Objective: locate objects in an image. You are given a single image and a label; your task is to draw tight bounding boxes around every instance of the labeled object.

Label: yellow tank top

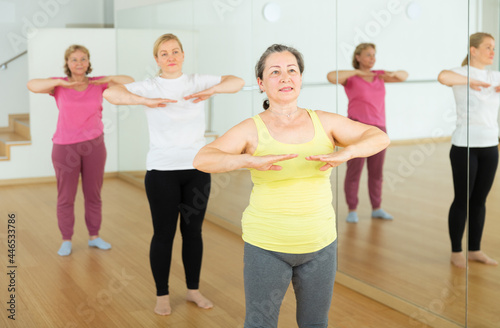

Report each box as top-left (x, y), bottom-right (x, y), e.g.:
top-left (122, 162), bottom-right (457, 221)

top-left (242, 109), bottom-right (337, 254)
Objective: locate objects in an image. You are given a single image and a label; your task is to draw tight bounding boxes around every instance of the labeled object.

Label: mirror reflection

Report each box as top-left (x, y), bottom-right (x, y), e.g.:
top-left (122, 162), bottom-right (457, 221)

top-left (438, 32), bottom-right (499, 268)
top-left (114, 1), bottom-right (497, 327)
top-left (335, 0), bottom-right (469, 326)
top-left (327, 43), bottom-right (408, 224)
top-left (462, 2), bottom-right (500, 326)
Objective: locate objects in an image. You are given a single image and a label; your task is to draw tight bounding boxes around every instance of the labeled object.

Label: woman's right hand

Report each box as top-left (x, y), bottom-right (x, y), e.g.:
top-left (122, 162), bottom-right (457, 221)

top-left (469, 79), bottom-right (491, 91)
top-left (58, 80), bottom-right (87, 89)
top-left (438, 70), bottom-right (492, 89)
top-left (143, 98), bottom-right (178, 108)
top-left (248, 154), bottom-right (298, 171)
top-left (356, 70), bottom-right (376, 77)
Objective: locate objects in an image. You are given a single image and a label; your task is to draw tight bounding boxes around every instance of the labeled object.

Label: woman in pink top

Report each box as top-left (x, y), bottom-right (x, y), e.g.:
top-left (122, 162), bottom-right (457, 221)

top-left (27, 44), bottom-right (133, 256)
top-left (327, 43), bottom-right (408, 223)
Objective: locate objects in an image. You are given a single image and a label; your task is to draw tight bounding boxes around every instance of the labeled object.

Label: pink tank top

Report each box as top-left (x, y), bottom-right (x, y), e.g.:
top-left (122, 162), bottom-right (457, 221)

top-left (50, 76), bottom-right (108, 145)
top-left (344, 70), bottom-right (386, 127)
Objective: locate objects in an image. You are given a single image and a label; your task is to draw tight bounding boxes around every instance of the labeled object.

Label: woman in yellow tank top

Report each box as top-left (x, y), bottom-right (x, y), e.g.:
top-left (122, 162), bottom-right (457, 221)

top-left (194, 44), bottom-right (390, 328)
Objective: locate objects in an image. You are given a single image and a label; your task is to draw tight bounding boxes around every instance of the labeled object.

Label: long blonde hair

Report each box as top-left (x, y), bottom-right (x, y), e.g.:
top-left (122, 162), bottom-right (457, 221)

top-left (352, 43), bottom-right (375, 69)
top-left (153, 33), bottom-right (184, 75)
top-left (64, 45), bottom-right (92, 77)
top-left (462, 32), bottom-right (494, 66)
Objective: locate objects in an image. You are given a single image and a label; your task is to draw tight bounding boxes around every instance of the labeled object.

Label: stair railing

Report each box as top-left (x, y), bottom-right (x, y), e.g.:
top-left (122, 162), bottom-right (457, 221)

top-left (0, 51), bottom-right (27, 70)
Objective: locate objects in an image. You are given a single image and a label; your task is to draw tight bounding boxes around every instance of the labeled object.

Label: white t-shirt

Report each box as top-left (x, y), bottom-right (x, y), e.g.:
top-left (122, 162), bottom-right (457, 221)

top-left (125, 73), bottom-right (221, 170)
top-left (451, 66), bottom-right (500, 147)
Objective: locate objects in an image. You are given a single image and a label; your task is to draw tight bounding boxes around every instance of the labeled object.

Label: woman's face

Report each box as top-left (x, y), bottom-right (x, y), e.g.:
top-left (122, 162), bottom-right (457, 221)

top-left (155, 39), bottom-right (184, 77)
top-left (356, 47), bottom-right (376, 70)
top-left (257, 51), bottom-right (302, 105)
top-left (472, 37), bottom-right (495, 66)
top-left (67, 50), bottom-right (89, 77)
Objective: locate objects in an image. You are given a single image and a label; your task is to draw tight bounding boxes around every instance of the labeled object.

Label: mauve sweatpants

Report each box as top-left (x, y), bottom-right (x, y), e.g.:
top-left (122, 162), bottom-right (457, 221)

top-left (51, 134), bottom-right (107, 240)
top-left (344, 126), bottom-right (387, 211)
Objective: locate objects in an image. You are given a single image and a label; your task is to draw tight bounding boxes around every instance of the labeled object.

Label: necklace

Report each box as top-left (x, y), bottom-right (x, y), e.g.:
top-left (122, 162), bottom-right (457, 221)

top-left (268, 107), bottom-right (299, 118)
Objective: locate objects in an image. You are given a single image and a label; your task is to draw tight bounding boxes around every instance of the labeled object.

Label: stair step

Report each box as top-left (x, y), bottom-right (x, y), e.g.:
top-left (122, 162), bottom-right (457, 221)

top-left (13, 118), bottom-right (30, 139)
top-left (0, 132), bottom-right (31, 144)
top-left (0, 114), bottom-right (31, 161)
top-left (0, 132), bottom-right (31, 161)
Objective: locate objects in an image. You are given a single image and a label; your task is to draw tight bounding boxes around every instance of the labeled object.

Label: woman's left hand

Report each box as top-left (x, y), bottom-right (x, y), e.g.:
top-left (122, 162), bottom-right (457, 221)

top-left (306, 150), bottom-right (353, 171)
top-left (379, 71), bottom-right (395, 79)
top-left (184, 88), bottom-right (215, 103)
top-left (89, 77), bottom-right (110, 85)
top-left (495, 86), bottom-right (500, 93)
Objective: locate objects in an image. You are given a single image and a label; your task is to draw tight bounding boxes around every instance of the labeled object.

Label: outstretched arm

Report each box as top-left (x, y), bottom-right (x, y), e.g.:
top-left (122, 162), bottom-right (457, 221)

top-left (193, 118), bottom-right (297, 173)
top-left (326, 70), bottom-right (375, 86)
top-left (26, 78), bottom-right (84, 94)
top-left (438, 70), bottom-right (490, 90)
top-left (184, 75), bottom-right (245, 103)
top-left (103, 84), bottom-right (177, 108)
top-left (307, 112), bottom-right (390, 171)
top-left (91, 75), bottom-right (135, 87)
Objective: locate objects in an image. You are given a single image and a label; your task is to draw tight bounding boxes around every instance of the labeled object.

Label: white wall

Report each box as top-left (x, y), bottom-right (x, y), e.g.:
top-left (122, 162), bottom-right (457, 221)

top-left (114, 0), bottom-right (173, 11)
top-left (481, 0), bottom-right (499, 70)
top-left (335, 0), bottom-right (472, 140)
top-left (0, 0), bottom-right (111, 127)
top-left (0, 0), bottom-right (113, 181)
top-left (114, 0), bottom-right (477, 150)
top-left (0, 55), bottom-right (29, 127)
top-left (0, 0), bottom-right (485, 179)
top-left (0, 28), bottom-right (118, 180)
top-left (113, 0), bottom-right (336, 171)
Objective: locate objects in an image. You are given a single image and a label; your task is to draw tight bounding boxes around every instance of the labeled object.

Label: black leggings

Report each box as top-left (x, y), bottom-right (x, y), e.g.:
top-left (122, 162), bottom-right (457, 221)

top-left (448, 145), bottom-right (498, 252)
top-left (145, 169), bottom-right (211, 296)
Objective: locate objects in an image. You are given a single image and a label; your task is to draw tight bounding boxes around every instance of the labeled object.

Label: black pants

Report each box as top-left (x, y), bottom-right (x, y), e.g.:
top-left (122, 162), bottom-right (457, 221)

top-left (145, 169), bottom-right (211, 296)
top-left (448, 145), bottom-right (498, 252)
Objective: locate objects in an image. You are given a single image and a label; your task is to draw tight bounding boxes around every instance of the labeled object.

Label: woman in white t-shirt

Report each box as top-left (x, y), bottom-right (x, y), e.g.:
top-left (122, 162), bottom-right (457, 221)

top-left (438, 32), bottom-right (500, 268)
top-left (104, 33), bottom-right (244, 315)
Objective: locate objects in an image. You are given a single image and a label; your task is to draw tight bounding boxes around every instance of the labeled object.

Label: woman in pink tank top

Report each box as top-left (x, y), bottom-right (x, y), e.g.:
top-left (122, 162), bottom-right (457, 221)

top-left (327, 43), bottom-right (408, 223)
top-left (27, 45), bottom-right (133, 256)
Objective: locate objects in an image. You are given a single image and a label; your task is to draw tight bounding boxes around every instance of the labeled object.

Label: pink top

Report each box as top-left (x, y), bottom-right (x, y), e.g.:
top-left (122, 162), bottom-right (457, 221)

top-left (344, 70), bottom-right (386, 127)
top-left (50, 76), bottom-right (108, 145)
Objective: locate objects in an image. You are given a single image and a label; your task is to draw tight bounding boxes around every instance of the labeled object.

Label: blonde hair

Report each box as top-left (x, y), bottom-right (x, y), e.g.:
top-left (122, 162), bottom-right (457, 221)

top-left (64, 45), bottom-right (92, 77)
top-left (153, 33), bottom-right (184, 75)
top-left (462, 32), bottom-right (495, 66)
top-left (352, 43), bottom-right (376, 69)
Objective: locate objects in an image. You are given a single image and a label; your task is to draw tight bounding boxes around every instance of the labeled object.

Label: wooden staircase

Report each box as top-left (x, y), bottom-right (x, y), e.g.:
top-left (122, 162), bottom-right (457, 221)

top-left (0, 114), bottom-right (31, 161)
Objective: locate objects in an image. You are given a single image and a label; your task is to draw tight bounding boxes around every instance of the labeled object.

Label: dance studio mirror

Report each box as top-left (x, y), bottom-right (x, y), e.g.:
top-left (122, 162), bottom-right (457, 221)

top-left (335, 0), bottom-right (468, 327)
top-left (466, 2), bottom-right (500, 327)
top-left (114, 1), bottom-right (498, 327)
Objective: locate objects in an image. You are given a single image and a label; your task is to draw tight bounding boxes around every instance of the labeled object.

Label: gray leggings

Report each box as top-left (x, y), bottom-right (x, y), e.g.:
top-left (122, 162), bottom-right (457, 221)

top-left (244, 240), bottom-right (337, 328)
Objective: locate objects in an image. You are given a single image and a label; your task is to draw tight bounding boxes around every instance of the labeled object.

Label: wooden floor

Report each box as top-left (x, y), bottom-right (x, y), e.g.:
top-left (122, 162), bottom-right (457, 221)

top-left (200, 142), bottom-right (499, 328)
top-left (0, 177), bottom-right (434, 328)
top-left (335, 142), bottom-right (500, 328)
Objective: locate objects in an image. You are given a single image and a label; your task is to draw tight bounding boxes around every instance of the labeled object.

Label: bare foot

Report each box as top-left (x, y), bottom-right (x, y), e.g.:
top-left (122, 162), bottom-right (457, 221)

top-left (154, 295), bottom-right (171, 315)
top-left (468, 251), bottom-right (499, 266)
top-left (451, 252), bottom-right (466, 268)
top-left (186, 290), bottom-right (213, 309)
